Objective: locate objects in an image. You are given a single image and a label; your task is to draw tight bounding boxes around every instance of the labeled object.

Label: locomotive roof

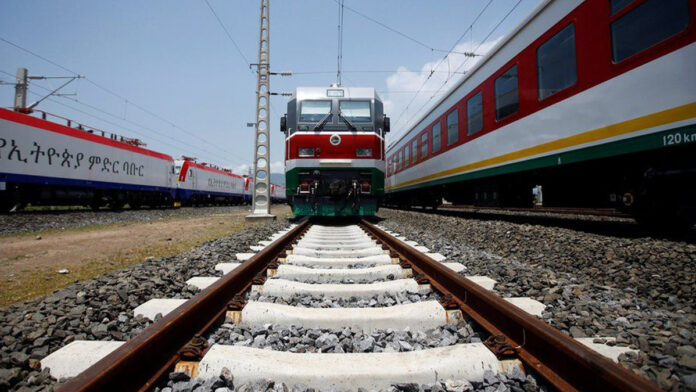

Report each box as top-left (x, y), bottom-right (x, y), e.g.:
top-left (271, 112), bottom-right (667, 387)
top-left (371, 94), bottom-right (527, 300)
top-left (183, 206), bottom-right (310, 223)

top-left (293, 86), bottom-right (381, 101)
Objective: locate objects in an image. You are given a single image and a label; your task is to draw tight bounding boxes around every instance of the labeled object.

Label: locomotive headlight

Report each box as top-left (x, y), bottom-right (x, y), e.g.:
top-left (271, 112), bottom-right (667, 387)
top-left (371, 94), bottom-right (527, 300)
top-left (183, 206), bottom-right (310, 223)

top-left (298, 148), bottom-right (315, 157)
top-left (356, 148), bottom-right (372, 157)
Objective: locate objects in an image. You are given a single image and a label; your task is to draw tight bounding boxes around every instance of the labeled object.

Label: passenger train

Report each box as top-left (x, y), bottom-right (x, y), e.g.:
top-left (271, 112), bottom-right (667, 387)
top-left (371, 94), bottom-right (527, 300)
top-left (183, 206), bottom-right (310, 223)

top-left (0, 107), bottom-right (285, 211)
top-left (385, 0), bottom-right (696, 227)
top-left (281, 86), bottom-right (389, 216)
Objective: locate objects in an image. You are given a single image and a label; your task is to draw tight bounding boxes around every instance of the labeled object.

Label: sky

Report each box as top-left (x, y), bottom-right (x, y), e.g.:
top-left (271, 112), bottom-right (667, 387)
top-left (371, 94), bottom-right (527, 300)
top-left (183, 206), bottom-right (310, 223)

top-left (0, 0), bottom-right (541, 177)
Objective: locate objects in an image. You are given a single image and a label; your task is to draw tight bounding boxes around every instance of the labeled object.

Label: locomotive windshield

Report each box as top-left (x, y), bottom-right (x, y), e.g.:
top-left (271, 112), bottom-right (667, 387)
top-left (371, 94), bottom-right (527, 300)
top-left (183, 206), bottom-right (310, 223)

top-left (339, 100), bottom-right (371, 122)
top-left (299, 100), bottom-right (331, 122)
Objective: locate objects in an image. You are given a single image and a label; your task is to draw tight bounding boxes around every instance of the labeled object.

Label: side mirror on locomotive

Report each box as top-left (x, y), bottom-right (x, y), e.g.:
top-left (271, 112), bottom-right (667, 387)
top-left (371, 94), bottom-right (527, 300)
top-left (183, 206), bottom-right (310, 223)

top-left (280, 114), bottom-right (287, 134)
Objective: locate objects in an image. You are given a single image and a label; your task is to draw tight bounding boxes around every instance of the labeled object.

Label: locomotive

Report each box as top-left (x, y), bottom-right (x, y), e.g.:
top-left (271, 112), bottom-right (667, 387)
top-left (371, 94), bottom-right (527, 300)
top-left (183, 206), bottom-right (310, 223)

top-left (385, 0), bottom-right (696, 227)
top-left (0, 107), bottom-right (285, 211)
top-left (281, 86), bottom-right (389, 216)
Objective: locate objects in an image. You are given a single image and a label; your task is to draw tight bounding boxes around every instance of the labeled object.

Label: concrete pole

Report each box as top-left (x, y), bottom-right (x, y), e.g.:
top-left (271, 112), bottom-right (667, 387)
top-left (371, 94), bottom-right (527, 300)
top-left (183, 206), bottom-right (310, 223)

top-left (246, 0), bottom-right (275, 221)
top-left (14, 68), bottom-right (28, 111)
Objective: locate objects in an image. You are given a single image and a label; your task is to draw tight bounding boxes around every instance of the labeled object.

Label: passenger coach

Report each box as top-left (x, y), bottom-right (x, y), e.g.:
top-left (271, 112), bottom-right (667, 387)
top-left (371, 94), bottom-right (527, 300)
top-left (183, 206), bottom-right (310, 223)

top-left (385, 0), bottom-right (696, 226)
top-left (281, 86), bottom-right (389, 216)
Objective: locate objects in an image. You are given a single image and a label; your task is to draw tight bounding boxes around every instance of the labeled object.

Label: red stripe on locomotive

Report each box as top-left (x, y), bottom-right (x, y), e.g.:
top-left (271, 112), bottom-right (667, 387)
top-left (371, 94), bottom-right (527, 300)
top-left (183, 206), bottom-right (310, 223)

top-left (285, 133), bottom-right (383, 160)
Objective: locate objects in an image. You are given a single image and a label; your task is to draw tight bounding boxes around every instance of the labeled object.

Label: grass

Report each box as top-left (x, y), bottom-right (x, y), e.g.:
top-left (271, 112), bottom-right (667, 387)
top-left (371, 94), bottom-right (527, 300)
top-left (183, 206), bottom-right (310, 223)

top-left (0, 207), bottom-right (292, 308)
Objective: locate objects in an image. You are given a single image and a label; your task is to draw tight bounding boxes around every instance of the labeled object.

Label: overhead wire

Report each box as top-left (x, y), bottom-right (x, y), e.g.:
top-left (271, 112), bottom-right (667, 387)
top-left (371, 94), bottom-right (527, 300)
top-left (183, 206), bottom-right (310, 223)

top-left (290, 70), bottom-right (468, 75)
top-left (396, 0), bottom-right (522, 135)
top-left (0, 36), bottom-right (247, 166)
top-left (1, 69), bottom-right (247, 166)
top-left (333, 0), bottom-right (480, 58)
top-left (391, 0), bottom-right (495, 131)
top-left (201, 0), bottom-right (252, 68)
top-left (336, 0), bottom-right (345, 85)
top-left (24, 89), bottom-right (209, 160)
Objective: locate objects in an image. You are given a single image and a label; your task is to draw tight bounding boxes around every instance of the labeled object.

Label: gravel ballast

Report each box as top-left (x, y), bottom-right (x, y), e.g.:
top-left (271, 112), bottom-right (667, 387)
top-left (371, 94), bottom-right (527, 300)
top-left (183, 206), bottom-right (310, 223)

top-left (207, 321), bottom-right (481, 353)
top-left (0, 217), bottom-right (291, 391)
top-left (377, 208), bottom-right (696, 391)
top-left (249, 291), bottom-right (439, 308)
top-left (0, 206), bottom-right (247, 236)
top-left (159, 369), bottom-right (541, 392)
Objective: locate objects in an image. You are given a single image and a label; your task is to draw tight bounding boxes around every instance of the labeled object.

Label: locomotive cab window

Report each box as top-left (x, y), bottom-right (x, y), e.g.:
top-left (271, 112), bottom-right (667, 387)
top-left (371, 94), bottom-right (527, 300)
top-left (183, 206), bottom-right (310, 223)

top-left (538, 23), bottom-right (577, 100)
top-left (421, 133), bottom-right (428, 158)
top-left (432, 123), bottom-right (442, 153)
top-left (339, 100), bottom-right (371, 123)
top-left (299, 100), bottom-right (332, 123)
top-left (495, 65), bottom-right (519, 121)
top-left (467, 92), bottom-right (483, 135)
top-left (447, 110), bottom-right (459, 145)
top-left (610, 0), bottom-right (690, 63)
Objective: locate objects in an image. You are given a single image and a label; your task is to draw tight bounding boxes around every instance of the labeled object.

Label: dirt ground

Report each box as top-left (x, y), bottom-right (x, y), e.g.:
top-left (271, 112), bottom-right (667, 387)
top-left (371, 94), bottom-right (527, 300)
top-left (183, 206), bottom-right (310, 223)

top-left (0, 205), bottom-right (291, 307)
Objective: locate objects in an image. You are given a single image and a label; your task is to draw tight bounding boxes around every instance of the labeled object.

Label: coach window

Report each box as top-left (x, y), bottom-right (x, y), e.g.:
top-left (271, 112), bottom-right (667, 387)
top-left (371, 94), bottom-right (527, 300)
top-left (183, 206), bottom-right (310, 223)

top-left (404, 146), bottom-right (410, 167)
top-left (411, 141), bottom-right (418, 163)
top-left (432, 123), bottom-right (442, 153)
top-left (421, 133), bottom-right (428, 159)
top-left (538, 24), bottom-right (577, 100)
top-left (610, 0), bottom-right (634, 14)
top-left (467, 92), bottom-right (483, 135)
top-left (447, 110), bottom-right (459, 145)
top-left (495, 65), bottom-right (519, 121)
top-left (610, 0), bottom-right (689, 62)
top-left (299, 100), bottom-right (332, 122)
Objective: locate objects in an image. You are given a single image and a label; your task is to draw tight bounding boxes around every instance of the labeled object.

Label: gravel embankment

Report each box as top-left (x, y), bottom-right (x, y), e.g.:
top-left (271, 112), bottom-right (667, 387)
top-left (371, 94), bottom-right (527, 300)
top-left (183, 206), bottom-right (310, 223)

top-left (377, 208), bottom-right (696, 391)
top-left (0, 218), bottom-right (291, 391)
top-left (0, 206), bottom-right (248, 236)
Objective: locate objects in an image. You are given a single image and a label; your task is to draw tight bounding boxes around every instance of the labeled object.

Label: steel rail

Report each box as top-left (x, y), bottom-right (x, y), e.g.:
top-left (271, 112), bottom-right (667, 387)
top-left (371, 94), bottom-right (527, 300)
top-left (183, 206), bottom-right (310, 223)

top-left (56, 219), bottom-right (310, 392)
top-left (360, 219), bottom-right (661, 392)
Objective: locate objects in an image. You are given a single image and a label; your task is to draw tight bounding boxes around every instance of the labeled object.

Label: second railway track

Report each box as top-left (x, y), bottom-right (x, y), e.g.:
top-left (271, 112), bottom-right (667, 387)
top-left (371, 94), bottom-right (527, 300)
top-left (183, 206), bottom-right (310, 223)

top-left (44, 219), bottom-right (660, 391)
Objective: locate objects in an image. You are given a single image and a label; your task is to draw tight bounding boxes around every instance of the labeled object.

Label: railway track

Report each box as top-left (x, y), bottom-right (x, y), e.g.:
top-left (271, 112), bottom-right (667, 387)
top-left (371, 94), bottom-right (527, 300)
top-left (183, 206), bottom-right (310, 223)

top-left (440, 205), bottom-right (632, 219)
top-left (41, 219), bottom-right (660, 391)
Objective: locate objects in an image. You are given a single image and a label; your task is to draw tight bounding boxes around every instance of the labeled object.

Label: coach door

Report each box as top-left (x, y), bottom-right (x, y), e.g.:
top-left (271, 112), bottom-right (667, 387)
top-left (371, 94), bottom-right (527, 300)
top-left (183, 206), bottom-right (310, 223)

top-left (189, 168), bottom-right (197, 189)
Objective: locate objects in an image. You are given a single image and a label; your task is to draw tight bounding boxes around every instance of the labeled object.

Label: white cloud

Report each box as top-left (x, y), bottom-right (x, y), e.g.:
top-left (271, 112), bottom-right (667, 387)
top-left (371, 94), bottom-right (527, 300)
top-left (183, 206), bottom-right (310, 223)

top-left (233, 163), bottom-right (252, 176)
top-left (270, 160), bottom-right (284, 173)
top-left (383, 38), bottom-right (501, 142)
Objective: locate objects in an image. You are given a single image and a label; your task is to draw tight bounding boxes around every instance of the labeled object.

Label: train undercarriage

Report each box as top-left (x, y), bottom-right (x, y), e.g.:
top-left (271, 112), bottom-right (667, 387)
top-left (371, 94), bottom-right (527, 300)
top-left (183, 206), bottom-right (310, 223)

top-left (0, 182), bottom-right (175, 211)
top-left (384, 143), bottom-right (696, 228)
top-left (287, 168), bottom-right (383, 217)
